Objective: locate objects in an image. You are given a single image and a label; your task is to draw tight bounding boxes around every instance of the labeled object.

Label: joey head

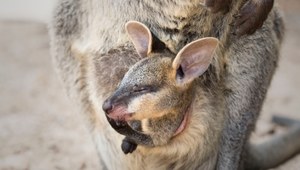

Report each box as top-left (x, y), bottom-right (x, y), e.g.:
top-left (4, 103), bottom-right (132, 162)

top-left (102, 21), bottom-right (219, 154)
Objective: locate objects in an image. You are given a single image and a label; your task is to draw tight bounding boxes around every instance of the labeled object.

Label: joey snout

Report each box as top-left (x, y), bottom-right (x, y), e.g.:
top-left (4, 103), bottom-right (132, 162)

top-left (103, 99), bottom-right (142, 133)
top-left (102, 99), bottom-right (113, 113)
top-left (102, 99), bottom-right (132, 122)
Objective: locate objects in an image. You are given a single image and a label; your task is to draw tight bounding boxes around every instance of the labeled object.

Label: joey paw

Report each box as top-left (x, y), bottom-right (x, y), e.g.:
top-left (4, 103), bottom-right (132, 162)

top-left (203, 0), bottom-right (231, 13)
top-left (121, 138), bottom-right (138, 154)
top-left (231, 0), bottom-right (274, 37)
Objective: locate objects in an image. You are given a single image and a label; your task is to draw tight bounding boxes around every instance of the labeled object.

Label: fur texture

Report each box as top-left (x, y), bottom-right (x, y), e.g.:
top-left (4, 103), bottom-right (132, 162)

top-left (49, 0), bottom-right (286, 169)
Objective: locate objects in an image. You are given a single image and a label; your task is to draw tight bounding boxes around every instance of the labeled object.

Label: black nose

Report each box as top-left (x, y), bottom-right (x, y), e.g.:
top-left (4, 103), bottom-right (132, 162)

top-left (102, 99), bottom-right (113, 114)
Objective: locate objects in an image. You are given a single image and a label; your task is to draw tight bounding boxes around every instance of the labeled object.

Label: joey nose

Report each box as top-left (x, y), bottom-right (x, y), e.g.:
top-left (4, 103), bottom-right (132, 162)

top-left (102, 99), bottom-right (113, 114)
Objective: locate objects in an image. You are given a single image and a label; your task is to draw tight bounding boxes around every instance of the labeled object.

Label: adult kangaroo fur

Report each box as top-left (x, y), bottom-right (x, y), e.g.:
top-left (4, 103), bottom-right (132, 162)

top-left (49, 0), bottom-right (300, 170)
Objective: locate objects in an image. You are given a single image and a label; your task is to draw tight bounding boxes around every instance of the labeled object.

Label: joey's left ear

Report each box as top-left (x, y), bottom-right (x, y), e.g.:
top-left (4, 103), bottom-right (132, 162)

top-left (172, 37), bottom-right (219, 85)
top-left (125, 21), bottom-right (153, 57)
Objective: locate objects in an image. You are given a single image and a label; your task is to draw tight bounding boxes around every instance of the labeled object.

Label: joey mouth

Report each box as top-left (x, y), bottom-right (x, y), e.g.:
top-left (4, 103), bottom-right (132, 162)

top-left (103, 93), bottom-right (194, 154)
top-left (103, 92), bottom-right (193, 147)
top-left (105, 105), bottom-right (133, 122)
top-left (127, 120), bottom-right (143, 132)
top-left (105, 114), bottom-right (154, 147)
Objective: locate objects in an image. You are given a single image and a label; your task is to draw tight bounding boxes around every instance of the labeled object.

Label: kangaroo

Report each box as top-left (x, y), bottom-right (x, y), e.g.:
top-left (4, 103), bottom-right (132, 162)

top-left (77, 21), bottom-right (300, 169)
top-left (50, 0), bottom-right (285, 169)
top-left (102, 22), bottom-right (224, 156)
top-left (99, 21), bottom-right (300, 170)
top-left (97, 21), bottom-right (225, 169)
top-left (101, 21), bottom-right (300, 169)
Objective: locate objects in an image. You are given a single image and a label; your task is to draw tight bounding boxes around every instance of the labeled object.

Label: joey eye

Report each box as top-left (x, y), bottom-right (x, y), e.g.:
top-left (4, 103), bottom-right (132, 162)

top-left (132, 85), bottom-right (152, 93)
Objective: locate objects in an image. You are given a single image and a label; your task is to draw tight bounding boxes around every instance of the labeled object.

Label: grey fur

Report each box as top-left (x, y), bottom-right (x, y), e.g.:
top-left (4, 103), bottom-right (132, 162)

top-left (49, 0), bottom-right (300, 170)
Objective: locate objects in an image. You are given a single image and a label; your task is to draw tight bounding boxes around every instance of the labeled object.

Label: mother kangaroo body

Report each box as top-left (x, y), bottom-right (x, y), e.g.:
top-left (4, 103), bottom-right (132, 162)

top-left (49, 0), bottom-right (295, 169)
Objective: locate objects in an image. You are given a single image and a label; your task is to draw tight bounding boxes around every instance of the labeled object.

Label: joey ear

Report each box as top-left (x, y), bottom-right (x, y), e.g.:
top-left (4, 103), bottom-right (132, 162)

top-left (125, 21), bottom-right (153, 57)
top-left (172, 37), bottom-right (219, 85)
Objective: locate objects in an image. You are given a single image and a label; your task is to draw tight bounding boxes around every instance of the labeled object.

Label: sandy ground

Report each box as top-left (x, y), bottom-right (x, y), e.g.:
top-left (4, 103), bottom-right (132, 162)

top-left (0, 1), bottom-right (299, 170)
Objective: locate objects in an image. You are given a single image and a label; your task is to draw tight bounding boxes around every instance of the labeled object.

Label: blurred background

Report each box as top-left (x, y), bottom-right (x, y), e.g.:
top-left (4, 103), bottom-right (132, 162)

top-left (0, 0), bottom-right (299, 169)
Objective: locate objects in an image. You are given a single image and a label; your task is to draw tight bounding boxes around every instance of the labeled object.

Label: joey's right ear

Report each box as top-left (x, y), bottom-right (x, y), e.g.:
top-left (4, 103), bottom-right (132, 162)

top-left (125, 21), bottom-right (153, 57)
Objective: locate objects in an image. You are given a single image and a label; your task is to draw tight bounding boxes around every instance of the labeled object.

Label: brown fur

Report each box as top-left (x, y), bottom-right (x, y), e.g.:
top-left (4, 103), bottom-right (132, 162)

top-left (49, 0), bottom-right (296, 170)
top-left (84, 36), bottom-right (224, 169)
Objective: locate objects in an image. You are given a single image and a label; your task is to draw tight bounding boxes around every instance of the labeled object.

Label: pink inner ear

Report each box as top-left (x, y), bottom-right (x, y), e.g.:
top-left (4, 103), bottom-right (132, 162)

top-left (128, 28), bottom-right (149, 56)
top-left (138, 36), bottom-right (149, 53)
top-left (173, 38), bottom-right (219, 84)
top-left (125, 21), bottom-right (152, 57)
top-left (181, 47), bottom-right (213, 75)
top-left (180, 56), bottom-right (211, 83)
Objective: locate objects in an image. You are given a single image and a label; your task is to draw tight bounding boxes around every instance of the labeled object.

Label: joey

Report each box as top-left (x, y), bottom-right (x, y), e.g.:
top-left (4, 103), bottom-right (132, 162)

top-left (100, 21), bottom-right (300, 169)
top-left (103, 21), bottom-right (220, 153)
